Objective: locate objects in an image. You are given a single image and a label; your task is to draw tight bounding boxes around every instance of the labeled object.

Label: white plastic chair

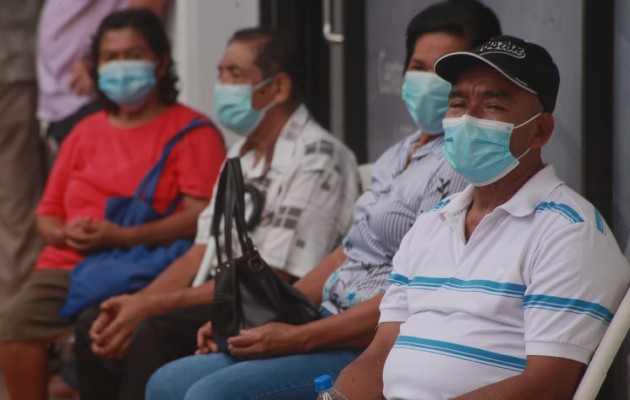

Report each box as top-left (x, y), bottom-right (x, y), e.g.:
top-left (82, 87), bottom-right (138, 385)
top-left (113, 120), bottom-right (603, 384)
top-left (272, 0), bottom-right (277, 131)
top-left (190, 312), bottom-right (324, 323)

top-left (358, 163), bottom-right (373, 192)
top-left (573, 286), bottom-right (630, 399)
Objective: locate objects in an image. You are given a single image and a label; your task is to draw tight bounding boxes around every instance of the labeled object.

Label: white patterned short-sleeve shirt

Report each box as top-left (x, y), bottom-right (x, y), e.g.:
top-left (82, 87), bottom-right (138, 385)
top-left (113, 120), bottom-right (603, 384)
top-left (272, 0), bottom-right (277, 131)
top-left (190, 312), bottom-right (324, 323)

top-left (195, 105), bottom-right (359, 278)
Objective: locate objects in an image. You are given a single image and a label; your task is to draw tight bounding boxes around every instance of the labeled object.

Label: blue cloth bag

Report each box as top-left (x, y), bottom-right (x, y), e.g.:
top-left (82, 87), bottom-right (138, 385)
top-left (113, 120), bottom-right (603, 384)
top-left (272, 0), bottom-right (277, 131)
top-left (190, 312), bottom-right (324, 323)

top-left (58, 117), bottom-right (216, 318)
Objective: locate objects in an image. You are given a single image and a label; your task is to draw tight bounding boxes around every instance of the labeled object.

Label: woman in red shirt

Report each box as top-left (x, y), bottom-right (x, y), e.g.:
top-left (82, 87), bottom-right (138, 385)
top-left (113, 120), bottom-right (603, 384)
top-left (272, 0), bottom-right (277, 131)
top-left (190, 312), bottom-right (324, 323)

top-left (0, 9), bottom-right (226, 399)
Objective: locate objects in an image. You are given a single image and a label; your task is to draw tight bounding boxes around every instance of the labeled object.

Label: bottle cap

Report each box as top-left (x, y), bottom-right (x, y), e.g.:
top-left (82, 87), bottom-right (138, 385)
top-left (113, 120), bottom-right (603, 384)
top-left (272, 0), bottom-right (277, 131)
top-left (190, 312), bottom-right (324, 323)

top-left (314, 374), bottom-right (334, 391)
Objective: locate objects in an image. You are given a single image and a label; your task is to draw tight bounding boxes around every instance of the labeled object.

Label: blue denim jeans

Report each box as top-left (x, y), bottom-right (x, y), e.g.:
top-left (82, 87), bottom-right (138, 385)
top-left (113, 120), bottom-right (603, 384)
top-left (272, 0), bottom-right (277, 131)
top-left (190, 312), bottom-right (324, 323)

top-left (145, 348), bottom-right (363, 400)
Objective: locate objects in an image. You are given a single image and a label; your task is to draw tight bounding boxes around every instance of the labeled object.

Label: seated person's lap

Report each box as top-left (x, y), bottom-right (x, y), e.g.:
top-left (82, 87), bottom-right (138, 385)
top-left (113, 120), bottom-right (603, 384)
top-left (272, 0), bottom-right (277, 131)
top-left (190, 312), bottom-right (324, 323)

top-left (147, 348), bottom-right (363, 400)
top-left (0, 269), bottom-right (73, 341)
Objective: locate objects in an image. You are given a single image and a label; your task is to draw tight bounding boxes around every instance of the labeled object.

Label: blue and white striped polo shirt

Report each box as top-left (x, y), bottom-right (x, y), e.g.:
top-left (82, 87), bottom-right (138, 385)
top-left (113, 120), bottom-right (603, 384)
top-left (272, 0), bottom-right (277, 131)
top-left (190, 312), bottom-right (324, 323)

top-left (321, 132), bottom-right (466, 314)
top-left (380, 165), bottom-right (630, 399)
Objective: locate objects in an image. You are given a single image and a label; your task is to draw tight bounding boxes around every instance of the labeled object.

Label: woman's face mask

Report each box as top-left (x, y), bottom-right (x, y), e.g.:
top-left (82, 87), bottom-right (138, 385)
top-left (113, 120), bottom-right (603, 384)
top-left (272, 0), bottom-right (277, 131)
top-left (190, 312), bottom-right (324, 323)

top-left (442, 113), bottom-right (541, 186)
top-left (213, 77), bottom-right (276, 136)
top-left (98, 60), bottom-right (157, 107)
top-left (401, 71), bottom-right (451, 134)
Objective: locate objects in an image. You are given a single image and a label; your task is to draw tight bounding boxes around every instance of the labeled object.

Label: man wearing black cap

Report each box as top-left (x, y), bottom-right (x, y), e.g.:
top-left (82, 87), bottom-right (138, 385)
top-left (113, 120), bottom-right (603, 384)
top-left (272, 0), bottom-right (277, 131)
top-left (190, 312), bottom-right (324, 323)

top-left (335, 35), bottom-right (630, 399)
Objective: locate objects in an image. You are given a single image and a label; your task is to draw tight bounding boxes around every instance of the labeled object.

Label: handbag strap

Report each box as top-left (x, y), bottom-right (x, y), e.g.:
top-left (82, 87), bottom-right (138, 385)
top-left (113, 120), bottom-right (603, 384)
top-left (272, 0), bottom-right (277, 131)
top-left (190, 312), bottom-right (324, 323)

top-left (211, 158), bottom-right (257, 266)
top-left (211, 160), bottom-right (231, 266)
top-left (134, 116), bottom-right (217, 206)
top-left (228, 158), bottom-right (256, 254)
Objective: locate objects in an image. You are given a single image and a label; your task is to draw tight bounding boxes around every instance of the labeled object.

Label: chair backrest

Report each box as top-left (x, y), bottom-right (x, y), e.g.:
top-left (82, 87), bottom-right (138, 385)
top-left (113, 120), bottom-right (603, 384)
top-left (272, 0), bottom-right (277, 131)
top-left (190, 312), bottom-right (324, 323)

top-left (573, 285), bottom-right (630, 399)
top-left (358, 163), bottom-right (374, 192)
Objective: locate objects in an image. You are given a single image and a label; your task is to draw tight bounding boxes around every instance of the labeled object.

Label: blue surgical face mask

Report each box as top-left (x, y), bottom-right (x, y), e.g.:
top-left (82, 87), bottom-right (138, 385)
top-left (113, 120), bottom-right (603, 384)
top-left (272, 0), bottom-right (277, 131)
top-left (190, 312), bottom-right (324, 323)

top-left (98, 60), bottom-right (157, 107)
top-left (401, 71), bottom-right (451, 134)
top-left (442, 113), bottom-right (541, 186)
top-left (213, 78), bottom-right (276, 136)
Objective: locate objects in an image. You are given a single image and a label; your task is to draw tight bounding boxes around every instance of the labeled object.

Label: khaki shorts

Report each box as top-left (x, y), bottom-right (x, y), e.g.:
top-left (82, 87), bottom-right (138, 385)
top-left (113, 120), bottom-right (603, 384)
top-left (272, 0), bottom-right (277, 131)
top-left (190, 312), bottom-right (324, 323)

top-left (0, 269), bottom-right (74, 342)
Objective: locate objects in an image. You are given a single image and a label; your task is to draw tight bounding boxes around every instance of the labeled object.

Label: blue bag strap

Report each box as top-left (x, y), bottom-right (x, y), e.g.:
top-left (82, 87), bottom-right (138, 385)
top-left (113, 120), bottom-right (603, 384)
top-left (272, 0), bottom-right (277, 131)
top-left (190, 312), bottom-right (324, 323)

top-left (134, 116), bottom-right (218, 205)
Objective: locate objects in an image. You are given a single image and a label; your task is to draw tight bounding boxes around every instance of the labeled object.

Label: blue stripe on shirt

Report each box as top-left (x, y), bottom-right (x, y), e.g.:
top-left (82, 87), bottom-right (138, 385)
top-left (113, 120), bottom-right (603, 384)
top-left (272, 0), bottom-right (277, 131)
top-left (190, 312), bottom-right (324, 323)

top-left (430, 198), bottom-right (451, 211)
top-left (534, 202), bottom-right (584, 223)
top-left (443, 278), bottom-right (525, 298)
top-left (594, 208), bottom-right (606, 235)
top-left (387, 274), bottom-right (447, 289)
top-left (389, 275), bottom-right (612, 323)
top-left (388, 273), bottom-right (410, 286)
top-left (523, 294), bottom-right (614, 324)
top-left (394, 336), bottom-right (526, 372)
top-left (388, 275), bottom-right (525, 298)
top-left (409, 276), bottom-right (449, 289)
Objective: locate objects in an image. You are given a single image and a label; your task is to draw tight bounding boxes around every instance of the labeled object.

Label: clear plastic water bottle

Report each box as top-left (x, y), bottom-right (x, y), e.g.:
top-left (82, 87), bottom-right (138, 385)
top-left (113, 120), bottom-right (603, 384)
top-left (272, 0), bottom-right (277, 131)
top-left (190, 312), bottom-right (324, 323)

top-left (314, 374), bottom-right (348, 400)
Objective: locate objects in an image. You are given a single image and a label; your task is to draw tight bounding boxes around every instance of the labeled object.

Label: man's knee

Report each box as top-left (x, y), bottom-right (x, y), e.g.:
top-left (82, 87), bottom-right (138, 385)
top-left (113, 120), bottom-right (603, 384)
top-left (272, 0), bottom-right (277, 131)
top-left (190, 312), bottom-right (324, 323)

top-left (127, 313), bottom-right (175, 358)
top-left (136, 313), bottom-right (159, 336)
top-left (128, 308), bottom-right (202, 362)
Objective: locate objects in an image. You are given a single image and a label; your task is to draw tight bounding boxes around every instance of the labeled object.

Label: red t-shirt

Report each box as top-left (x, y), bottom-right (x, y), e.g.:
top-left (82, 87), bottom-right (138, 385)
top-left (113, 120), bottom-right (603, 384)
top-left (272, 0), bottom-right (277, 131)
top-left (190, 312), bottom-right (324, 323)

top-left (35, 103), bottom-right (226, 270)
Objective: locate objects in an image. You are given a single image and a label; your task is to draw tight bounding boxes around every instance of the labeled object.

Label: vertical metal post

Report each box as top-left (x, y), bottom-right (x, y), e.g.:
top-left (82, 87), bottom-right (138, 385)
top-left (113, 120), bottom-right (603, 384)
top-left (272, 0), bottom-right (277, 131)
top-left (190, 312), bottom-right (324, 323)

top-left (322, 0), bottom-right (345, 141)
top-left (342, 0), bottom-right (366, 163)
top-left (583, 0), bottom-right (614, 225)
top-left (582, 0), bottom-right (618, 396)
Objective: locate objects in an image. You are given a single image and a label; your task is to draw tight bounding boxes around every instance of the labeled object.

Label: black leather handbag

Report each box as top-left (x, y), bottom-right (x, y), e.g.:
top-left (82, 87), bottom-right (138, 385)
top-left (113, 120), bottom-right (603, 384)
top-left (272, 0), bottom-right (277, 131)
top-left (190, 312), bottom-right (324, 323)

top-left (208, 157), bottom-right (319, 350)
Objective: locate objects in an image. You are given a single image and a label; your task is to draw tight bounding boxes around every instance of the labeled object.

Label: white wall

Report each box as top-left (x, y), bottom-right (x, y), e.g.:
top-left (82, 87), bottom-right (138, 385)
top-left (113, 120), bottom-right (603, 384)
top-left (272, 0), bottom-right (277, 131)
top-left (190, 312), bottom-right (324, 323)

top-left (172, 0), bottom-right (259, 147)
top-left (481, 0), bottom-right (583, 194)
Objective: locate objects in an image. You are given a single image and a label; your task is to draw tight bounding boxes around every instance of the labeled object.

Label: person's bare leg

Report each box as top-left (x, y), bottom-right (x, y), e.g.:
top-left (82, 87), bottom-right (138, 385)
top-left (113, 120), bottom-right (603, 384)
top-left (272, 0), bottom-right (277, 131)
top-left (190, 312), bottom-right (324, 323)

top-left (0, 340), bottom-right (49, 400)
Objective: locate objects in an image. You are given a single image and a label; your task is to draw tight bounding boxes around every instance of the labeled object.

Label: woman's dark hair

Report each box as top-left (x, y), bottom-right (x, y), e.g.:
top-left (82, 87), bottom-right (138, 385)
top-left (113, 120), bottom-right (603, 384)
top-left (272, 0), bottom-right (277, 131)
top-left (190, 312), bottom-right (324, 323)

top-left (89, 8), bottom-right (178, 112)
top-left (404, 0), bottom-right (502, 69)
top-left (229, 27), bottom-right (303, 103)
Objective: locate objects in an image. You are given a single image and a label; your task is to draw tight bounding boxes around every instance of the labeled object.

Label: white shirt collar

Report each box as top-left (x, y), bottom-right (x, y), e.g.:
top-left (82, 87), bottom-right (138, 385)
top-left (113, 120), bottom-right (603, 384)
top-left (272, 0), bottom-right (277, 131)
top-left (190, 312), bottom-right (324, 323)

top-left (440, 165), bottom-right (564, 217)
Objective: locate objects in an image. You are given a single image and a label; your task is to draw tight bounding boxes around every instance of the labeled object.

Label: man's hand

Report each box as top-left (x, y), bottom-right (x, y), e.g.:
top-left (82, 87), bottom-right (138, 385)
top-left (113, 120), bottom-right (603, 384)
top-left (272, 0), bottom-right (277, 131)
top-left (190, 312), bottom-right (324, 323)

top-left (69, 59), bottom-right (94, 96)
top-left (227, 322), bottom-right (302, 359)
top-left (65, 219), bottom-right (124, 252)
top-left (195, 322), bottom-right (219, 355)
top-left (89, 294), bottom-right (152, 359)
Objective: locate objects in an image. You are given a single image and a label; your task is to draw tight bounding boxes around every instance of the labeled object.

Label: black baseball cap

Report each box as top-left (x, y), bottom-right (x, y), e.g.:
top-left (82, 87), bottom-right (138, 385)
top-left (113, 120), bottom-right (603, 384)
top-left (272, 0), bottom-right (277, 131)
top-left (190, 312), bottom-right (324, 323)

top-left (434, 35), bottom-right (560, 112)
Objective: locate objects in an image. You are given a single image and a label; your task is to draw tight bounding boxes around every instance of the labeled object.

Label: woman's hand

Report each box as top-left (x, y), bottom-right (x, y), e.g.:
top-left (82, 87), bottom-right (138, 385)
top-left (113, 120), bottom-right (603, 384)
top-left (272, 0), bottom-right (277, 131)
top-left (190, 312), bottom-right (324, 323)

top-left (65, 219), bottom-right (125, 252)
top-left (227, 322), bottom-right (303, 359)
top-left (196, 322), bottom-right (219, 355)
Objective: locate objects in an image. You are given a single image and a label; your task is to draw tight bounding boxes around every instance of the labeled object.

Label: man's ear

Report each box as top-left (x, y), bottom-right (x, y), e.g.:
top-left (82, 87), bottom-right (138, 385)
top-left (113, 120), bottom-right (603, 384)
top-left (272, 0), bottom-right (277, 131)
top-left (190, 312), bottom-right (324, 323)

top-left (530, 112), bottom-right (554, 149)
top-left (271, 72), bottom-right (293, 104)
